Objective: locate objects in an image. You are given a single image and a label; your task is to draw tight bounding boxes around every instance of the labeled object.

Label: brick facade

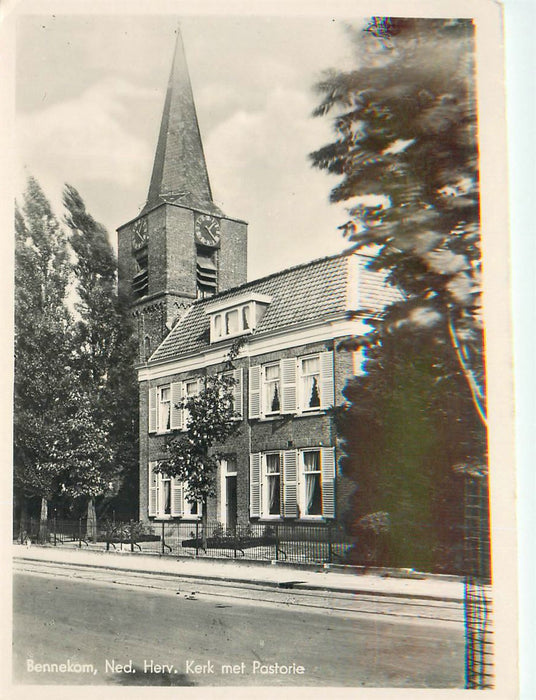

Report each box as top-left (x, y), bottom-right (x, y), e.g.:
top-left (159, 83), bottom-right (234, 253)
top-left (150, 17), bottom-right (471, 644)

top-left (138, 334), bottom-right (358, 526)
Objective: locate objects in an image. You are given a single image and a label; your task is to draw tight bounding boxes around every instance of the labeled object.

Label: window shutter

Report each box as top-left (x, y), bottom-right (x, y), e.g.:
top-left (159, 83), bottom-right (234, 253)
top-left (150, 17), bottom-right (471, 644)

top-left (182, 381), bottom-right (190, 428)
top-left (170, 478), bottom-right (184, 517)
top-left (148, 387), bottom-right (157, 433)
top-left (233, 368), bottom-right (243, 418)
top-left (249, 453), bottom-right (261, 517)
top-left (282, 450), bottom-right (298, 518)
top-left (148, 462), bottom-right (158, 517)
top-left (321, 447), bottom-right (336, 519)
top-left (249, 366), bottom-right (261, 418)
top-left (170, 381), bottom-right (183, 430)
top-left (320, 351), bottom-right (335, 408)
top-left (281, 358), bottom-right (297, 413)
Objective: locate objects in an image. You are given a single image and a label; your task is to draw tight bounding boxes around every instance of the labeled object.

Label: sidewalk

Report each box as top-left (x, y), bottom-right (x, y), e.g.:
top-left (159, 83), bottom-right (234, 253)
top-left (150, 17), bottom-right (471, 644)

top-left (13, 543), bottom-right (464, 602)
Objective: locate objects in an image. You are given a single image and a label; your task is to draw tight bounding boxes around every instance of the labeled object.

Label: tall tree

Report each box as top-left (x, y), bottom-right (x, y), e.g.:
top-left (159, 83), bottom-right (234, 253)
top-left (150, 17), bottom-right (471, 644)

top-left (62, 184), bottom-right (139, 525)
top-left (14, 177), bottom-right (74, 537)
top-left (310, 18), bottom-right (487, 571)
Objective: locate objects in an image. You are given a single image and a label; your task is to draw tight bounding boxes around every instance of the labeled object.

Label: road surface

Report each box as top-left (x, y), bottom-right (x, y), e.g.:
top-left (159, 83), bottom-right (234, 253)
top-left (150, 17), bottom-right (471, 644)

top-left (13, 564), bottom-right (464, 687)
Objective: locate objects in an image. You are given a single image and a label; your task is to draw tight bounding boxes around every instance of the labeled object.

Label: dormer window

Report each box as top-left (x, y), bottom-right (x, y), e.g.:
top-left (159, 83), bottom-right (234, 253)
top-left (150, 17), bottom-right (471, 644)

top-left (205, 293), bottom-right (271, 342)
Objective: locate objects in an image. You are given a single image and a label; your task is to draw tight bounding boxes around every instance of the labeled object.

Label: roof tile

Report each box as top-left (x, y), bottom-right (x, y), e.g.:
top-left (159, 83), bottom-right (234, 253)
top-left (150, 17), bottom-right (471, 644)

top-left (149, 252), bottom-right (399, 364)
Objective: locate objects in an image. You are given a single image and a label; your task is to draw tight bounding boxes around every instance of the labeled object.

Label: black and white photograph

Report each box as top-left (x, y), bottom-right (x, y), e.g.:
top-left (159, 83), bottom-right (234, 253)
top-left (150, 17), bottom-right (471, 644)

top-left (4, 0), bottom-right (519, 696)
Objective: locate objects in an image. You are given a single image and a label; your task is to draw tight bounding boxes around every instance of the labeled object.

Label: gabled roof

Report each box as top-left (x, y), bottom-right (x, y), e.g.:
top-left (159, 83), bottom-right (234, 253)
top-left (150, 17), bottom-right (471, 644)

top-left (149, 251), bottom-right (401, 365)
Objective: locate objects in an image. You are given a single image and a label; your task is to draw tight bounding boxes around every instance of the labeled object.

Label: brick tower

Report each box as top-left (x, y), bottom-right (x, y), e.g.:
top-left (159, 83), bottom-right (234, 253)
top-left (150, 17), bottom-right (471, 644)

top-left (117, 29), bottom-right (248, 362)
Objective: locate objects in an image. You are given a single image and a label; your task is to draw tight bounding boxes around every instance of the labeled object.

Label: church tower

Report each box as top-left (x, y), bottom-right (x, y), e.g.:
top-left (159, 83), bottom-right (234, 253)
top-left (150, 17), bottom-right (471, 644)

top-left (117, 30), bottom-right (248, 362)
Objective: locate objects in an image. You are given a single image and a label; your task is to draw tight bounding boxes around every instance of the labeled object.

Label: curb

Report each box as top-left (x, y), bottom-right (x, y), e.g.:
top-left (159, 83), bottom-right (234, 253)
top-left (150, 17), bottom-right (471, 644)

top-left (13, 553), bottom-right (464, 603)
top-left (13, 542), bottom-right (465, 582)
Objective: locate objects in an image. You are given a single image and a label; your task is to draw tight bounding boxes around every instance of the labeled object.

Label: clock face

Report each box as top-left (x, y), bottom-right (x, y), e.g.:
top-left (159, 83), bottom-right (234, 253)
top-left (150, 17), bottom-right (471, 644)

top-left (195, 215), bottom-right (221, 247)
top-left (132, 218), bottom-right (148, 249)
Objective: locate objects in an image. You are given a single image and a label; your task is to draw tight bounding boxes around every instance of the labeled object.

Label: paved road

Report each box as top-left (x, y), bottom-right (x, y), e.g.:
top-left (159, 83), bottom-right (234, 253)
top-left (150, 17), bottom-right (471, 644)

top-left (13, 568), bottom-right (465, 687)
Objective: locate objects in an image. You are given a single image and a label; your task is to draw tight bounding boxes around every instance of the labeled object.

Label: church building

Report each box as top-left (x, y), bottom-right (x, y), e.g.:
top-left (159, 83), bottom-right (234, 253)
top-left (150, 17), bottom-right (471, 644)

top-left (117, 32), bottom-right (398, 528)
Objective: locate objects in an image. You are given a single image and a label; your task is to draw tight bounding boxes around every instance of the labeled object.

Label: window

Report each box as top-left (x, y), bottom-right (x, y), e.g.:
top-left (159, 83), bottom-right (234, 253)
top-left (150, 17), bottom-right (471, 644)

top-left (249, 351), bottom-right (334, 419)
top-left (212, 306), bottom-right (248, 340)
top-left (183, 492), bottom-right (199, 516)
top-left (183, 378), bottom-right (200, 428)
top-left (148, 462), bottom-right (202, 519)
top-left (225, 309), bottom-right (239, 335)
top-left (206, 293), bottom-right (271, 342)
top-left (263, 364), bottom-right (281, 415)
top-left (242, 305), bottom-right (250, 330)
top-left (300, 450), bottom-right (322, 516)
top-left (160, 474), bottom-right (172, 516)
top-left (300, 357), bottom-right (321, 411)
top-left (149, 382), bottom-right (183, 433)
top-left (250, 447), bottom-right (336, 520)
top-left (264, 453), bottom-right (281, 516)
top-left (158, 385), bottom-right (171, 433)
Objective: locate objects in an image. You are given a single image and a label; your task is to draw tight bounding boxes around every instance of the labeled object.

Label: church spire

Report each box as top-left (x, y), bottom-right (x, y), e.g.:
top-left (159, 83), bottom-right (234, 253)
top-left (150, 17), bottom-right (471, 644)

top-left (143, 28), bottom-right (216, 213)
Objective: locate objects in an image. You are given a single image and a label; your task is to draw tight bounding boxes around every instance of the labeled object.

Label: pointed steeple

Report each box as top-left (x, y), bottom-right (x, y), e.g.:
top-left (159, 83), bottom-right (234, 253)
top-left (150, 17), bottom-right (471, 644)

top-left (143, 28), bottom-right (219, 214)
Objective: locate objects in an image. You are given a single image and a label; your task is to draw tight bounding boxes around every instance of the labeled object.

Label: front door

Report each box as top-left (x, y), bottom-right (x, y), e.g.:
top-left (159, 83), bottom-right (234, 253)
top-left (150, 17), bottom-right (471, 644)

top-left (220, 458), bottom-right (238, 531)
top-left (226, 475), bottom-right (237, 532)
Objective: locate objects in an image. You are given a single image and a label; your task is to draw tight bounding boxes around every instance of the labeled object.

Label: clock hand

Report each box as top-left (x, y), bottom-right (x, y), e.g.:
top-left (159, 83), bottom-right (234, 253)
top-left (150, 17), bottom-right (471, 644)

top-left (202, 226), bottom-right (215, 243)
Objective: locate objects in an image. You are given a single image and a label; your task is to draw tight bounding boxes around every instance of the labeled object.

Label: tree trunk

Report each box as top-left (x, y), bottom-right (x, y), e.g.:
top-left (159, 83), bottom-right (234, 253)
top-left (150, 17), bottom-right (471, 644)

top-left (86, 497), bottom-right (97, 542)
top-left (18, 494), bottom-right (29, 543)
top-left (38, 497), bottom-right (48, 543)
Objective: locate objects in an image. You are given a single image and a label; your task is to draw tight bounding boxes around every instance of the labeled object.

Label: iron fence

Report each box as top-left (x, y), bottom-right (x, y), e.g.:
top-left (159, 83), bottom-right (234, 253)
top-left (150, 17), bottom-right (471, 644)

top-left (14, 516), bottom-right (354, 565)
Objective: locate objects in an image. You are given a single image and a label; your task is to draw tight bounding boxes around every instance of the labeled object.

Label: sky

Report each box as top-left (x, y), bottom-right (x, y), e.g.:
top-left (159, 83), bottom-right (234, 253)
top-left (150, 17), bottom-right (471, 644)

top-left (15, 13), bottom-right (362, 280)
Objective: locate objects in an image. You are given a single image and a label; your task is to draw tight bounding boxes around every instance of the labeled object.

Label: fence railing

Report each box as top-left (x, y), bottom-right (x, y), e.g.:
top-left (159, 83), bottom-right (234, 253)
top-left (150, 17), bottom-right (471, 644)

top-left (13, 517), bottom-right (354, 566)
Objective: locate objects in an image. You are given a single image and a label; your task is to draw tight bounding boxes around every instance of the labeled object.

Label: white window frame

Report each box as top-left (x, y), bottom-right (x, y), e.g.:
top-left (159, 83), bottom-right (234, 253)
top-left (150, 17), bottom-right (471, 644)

top-left (298, 355), bottom-right (322, 414)
top-left (157, 384), bottom-right (171, 434)
top-left (182, 483), bottom-right (202, 518)
top-left (206, 293), bottom-right (271, 343)
top-left (263, 363), bottom-right (282, 417)
top-left (159, 473), bottom-right (172, 517)
top-left (211, 303), bottom-right (254, 342)
top-left (298, 449), bottom-right (323, 519)
top-left (261, 452), bottom-right (282, 518)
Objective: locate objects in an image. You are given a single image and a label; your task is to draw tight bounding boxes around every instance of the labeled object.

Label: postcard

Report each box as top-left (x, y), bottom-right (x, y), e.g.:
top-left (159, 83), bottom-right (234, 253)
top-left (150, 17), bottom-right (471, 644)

top-left (2, 0), bottom-right (517, 697)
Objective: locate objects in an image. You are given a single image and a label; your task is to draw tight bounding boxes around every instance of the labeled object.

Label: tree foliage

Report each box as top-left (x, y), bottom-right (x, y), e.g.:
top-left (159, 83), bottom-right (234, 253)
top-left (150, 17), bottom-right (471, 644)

top-left (311, 18), bottom-right (487, 571)
top-left (14, 177), bottom-right (139, 527)
top-left (14, 177), bottom-right (74, 518)
top-left (311, 18), bottom-right (485, 424)
top-left (62, 184), bottom-right (139, 515)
